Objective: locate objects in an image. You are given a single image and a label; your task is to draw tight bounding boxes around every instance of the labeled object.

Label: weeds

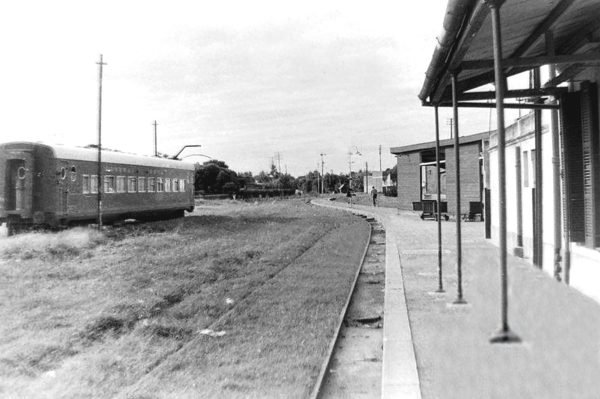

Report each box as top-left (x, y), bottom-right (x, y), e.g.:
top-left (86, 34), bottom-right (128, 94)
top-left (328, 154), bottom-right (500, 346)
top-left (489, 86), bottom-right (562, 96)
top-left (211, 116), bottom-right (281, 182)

top-left (0, 201), bottom-right (370, 398)
top-left (0, 227), bottom-right (106, 260)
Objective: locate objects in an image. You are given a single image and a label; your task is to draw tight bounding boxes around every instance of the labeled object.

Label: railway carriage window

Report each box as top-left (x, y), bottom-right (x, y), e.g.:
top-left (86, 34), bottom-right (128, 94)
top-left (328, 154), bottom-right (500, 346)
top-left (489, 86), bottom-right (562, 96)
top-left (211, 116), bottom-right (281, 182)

top-left (116, 176), bottom-right (126, 193)
top-left (128, 176), bottom-right (136, 192)
top-left (165, 178), bottom-right (171, 192)
top-left (173, 179), bottom-right (179, 192)
top-left (138, 177), bottom-right (146, 192)
top-left (82, 175), bottom-right (90, 194)
top-left (60, 167), bottom-right (67, 180)
top-left (71, 166), bottom-right (77, 181)
top-left (180, 179), bottom-right (185, 192)
top-left (148, 177), bottom-right (156, 192)
top-left (91, 175), bottom-right (98, 194)
top-left (105, 175), bottom-right (115, 193)
top-left (157, 177), bottom-right (164, 192)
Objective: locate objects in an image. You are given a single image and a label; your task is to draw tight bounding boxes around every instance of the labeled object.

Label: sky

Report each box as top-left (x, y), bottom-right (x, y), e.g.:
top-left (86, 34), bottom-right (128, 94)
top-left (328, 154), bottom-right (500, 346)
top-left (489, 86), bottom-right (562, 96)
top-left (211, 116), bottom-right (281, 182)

top-left (1, 0), bottom-right (496, 176)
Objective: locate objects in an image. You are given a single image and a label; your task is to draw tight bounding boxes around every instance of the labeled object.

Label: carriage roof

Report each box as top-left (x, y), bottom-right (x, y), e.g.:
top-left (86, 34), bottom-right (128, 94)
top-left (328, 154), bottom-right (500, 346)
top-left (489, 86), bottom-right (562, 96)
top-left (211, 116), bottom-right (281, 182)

top-left (1, 142), bottom-right (196, 171)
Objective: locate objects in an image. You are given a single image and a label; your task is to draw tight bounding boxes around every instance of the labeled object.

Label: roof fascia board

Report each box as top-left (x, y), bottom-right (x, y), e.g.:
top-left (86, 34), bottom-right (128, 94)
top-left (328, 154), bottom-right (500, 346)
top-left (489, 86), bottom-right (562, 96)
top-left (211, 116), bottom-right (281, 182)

top-left (430, 1), bottom-right (489, 104)
top-left (419, 0), bottom-right (479, 103)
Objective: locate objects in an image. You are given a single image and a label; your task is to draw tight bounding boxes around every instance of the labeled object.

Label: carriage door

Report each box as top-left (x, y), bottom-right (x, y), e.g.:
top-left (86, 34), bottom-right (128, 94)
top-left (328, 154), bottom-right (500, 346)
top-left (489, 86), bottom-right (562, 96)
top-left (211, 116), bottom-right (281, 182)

top-left (57, 162), bottom-right (69, 219)
top-left (6, 159), bottom-right (27, 211)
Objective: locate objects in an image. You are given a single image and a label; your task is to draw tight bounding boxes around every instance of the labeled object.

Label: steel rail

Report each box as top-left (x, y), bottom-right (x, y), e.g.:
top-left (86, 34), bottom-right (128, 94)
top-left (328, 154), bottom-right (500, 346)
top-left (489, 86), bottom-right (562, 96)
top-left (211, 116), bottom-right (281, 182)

top-left (308, 207), bottom-right (375, 399)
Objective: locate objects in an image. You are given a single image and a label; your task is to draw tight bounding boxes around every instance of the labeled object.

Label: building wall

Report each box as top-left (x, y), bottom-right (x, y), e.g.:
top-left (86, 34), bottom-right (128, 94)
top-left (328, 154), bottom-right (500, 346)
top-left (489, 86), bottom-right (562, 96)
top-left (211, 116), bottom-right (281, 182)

top-left (487, 107), bottom-right (600, 304)
top-left (397, 153), bottom-right (421, 210)
top-left (445, 142), bottom-right (482, 215)
top-left (364, 171), bottom-right (384, 193)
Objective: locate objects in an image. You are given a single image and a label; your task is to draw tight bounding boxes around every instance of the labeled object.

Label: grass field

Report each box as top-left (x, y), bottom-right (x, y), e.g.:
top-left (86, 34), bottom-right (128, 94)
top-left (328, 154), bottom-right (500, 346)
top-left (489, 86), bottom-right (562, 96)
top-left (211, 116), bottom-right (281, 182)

top-left (0, 200), bottom-right (370, 399)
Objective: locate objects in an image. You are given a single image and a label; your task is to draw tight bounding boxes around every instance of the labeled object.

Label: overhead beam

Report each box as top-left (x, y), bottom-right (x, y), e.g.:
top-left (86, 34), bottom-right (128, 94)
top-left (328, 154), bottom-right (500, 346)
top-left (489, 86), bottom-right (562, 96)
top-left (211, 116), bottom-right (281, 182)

top-left (544, 65), bottom-right (589, 87)
top-left (449, 19), bottom-right (600, 95)
top-left (461, 52), bottom-right (600, 70)
top-left (424, 101), bottom-right (560, 110)
top-left (431, 0), bottom-right (576, 103)
top-left (455, 87), bottom-right (567, 101)
top-left (557, 16), bottom-right (600, 54)
top-left (505, 0), bottom-right (576, 74)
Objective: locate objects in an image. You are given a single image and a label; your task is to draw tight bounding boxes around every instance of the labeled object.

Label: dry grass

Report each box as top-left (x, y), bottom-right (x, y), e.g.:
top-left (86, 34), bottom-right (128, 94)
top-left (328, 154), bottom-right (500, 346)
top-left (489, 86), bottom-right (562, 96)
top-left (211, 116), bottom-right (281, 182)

top-left (0, 200), bottom-right (370, 398)
top-left (0, 227), bottom-right (106, 260)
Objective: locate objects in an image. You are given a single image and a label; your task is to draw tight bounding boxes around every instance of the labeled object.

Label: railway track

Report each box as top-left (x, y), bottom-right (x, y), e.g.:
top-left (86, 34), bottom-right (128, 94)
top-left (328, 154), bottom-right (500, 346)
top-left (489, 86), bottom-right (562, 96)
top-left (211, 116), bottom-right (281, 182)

top-left (311, 214), bottom-right (386, 398)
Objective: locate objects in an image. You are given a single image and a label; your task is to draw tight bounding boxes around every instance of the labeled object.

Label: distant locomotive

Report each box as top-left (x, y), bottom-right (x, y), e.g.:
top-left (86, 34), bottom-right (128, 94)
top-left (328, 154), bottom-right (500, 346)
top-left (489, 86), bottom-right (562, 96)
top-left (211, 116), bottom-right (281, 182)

top-left (0, 142), bottom-right (195, 230)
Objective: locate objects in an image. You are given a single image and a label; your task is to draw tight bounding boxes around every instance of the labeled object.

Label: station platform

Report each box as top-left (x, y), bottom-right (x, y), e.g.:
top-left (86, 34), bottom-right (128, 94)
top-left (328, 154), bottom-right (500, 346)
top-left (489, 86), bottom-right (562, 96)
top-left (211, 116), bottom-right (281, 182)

top-left (313, 199), bottom-right (600, 399)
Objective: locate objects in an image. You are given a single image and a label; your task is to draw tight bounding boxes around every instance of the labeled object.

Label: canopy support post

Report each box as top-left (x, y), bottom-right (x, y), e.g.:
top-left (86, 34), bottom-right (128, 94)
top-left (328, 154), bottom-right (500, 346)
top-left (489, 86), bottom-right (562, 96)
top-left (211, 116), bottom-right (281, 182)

top-left (485, 0), bottom-right (521, 344)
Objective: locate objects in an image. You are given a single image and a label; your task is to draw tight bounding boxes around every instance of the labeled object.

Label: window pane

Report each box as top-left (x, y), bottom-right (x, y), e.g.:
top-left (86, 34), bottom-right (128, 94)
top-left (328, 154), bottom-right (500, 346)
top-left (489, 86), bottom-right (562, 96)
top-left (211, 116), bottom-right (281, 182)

top-left (148, 177), bottom-right (156, 192)
top-left (157, 178), bottom-right (164, 192)
top-left (105, 176), bottom-right (115, 193)
top-left (116, 176), bottom-right (126, 193)
top-left (138, 177), bottom-right (146, 192)
top-left (128, 176), bottom-right (136, 192)
top-left (91, 175), bottom-right (98, 194)
top-left (165, 178), bottom-right (171, 192)
top-left (180, 179), bottom-right (185, 192)
top-left (82, 175), bottom-right (90, 194)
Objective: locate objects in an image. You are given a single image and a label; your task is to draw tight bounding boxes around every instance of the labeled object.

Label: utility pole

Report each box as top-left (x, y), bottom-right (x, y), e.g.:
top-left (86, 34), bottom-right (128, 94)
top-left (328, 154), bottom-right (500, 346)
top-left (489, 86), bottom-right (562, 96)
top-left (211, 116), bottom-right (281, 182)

top-left (275, 152), bottom-right (282, 175)
top-left (379, 145), bottom-right (382, 174)
top-left (269, 157), bottom-right (275, 173)
top-left (348, 146), bottom-right (361, 206)
top-left (446, 118), bottom-right (454, 139)
top-left (366, 162), bottom-right (369, 193)
top-left (320, 153), bottom-right (327, 194)
top-left (96, 54), bottom-right (106, 230)
top-left (316, 162), bottom-right (320, 196)
top-left (153, 121), bottom-right (158, 156)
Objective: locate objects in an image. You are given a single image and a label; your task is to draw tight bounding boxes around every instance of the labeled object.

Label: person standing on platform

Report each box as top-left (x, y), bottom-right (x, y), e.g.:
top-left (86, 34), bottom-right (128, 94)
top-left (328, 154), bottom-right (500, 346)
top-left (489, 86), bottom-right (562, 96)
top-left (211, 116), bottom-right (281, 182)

top-left (370, 186), bottom-right (378, 207)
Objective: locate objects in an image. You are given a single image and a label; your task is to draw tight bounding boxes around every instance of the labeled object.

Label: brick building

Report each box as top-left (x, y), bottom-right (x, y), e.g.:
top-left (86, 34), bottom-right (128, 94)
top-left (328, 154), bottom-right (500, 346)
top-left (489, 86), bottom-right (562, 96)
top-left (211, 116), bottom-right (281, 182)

top-left (390, 132), bottom-right (489, 216)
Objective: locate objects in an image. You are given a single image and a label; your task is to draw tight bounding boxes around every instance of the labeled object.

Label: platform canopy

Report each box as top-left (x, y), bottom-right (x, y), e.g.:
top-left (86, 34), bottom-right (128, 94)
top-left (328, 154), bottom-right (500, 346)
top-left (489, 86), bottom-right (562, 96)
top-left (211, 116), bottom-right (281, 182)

top-left (418, 0), bottom-right (600, 109)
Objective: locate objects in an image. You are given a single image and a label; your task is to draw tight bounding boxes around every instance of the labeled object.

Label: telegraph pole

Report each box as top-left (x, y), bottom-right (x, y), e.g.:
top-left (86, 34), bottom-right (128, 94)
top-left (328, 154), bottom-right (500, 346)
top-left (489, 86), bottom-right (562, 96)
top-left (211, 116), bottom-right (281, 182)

top-left (320, 153), bottom-right (327, 194)
top-left (153, 120), bottom-right (158, 156)
top-left (96, 54), bottom-right (106, 230)
top-left (275, 152), bottom-right (282, 175)
top-left (316, 162), bottom-right (320, 196)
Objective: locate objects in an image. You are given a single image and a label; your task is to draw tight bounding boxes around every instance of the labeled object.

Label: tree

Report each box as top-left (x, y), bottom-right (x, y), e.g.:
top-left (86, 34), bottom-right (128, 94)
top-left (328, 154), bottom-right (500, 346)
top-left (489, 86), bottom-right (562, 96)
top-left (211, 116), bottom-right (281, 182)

top-left (384, 165), bottom-right (397, 182)
top-left (273, 173), bottom-right (296, 190)
top-left (269, 163), bottom-right (279, 179)
top-left (237, 171), bottom-right (254, 189)
top-left (255, 171), bottom-right (271, 185)
top-left (351, 169), bottom-right (365, 192)
top-left (194, 159), bottom-right (239, 194)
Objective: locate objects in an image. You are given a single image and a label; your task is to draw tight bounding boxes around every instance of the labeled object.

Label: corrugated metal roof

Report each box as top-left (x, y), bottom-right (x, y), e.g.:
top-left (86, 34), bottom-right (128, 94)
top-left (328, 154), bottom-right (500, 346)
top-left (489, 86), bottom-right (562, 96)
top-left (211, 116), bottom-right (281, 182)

top-left (419, 0), bottom-right (600, 104)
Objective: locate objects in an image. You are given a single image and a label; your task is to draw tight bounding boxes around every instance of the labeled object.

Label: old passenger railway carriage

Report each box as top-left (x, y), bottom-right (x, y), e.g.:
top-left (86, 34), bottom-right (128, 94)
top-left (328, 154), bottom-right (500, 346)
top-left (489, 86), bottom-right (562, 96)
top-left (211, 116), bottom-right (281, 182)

top-left (0, 142), bottom-right (195, 229)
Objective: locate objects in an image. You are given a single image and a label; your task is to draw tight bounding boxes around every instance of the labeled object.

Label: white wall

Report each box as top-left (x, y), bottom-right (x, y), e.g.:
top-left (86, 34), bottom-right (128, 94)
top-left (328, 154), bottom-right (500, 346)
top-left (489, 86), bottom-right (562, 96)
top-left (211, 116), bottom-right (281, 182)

top-left (488, 110), bottom-right (560, 275)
